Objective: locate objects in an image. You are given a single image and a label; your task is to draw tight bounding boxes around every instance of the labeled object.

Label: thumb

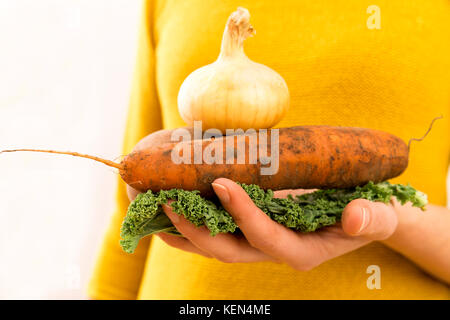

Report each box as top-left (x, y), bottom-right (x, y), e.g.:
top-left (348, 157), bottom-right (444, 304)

top-left (342, 199), bottom-right (398, 240)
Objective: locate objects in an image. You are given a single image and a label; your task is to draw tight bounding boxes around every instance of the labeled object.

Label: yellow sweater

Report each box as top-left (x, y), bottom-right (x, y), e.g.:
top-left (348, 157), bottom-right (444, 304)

top-left (89, 0), bottom-right (450, 299)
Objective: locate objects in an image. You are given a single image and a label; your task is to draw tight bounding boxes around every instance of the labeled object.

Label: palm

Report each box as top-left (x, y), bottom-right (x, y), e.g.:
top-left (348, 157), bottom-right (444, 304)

top-left (154, 180), bottom-right (397, 270)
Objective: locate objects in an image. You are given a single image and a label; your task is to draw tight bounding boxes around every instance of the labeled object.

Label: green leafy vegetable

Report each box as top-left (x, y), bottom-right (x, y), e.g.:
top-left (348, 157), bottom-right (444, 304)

top-left (120, 181), bottom-right (427, 253)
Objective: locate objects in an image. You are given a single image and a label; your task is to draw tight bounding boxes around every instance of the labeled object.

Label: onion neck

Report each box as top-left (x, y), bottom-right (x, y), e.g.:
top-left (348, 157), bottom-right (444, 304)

top-left (218, 7), bottom-right (254, 60)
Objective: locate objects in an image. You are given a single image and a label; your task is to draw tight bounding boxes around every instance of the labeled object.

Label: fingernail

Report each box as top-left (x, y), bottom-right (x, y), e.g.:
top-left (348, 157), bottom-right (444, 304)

top-left (212, 182), bottom-right (230, 204)
top-left (163, 204), bottom-right (179, 223)
top-left (356, 207), bottom-right (369, 234)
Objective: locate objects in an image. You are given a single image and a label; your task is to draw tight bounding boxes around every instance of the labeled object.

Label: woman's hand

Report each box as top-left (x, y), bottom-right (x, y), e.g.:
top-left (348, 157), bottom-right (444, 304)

top-left (131, 178), bottom-right (399, 270)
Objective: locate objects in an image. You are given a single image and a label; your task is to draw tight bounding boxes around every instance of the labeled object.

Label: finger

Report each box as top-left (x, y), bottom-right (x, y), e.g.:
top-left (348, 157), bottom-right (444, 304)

top-left (157, 233), bottom-right (212, 258)
top-left (342, 199), bottom-right (398, 240)
top-left (211, 178), bottom-right (308, 266)
top-left (273, 189), bottom-right (317, 199)
top-left (162, 203), bottom-right (271, 263)
top-left (126, 185), bottom-right (141, 201)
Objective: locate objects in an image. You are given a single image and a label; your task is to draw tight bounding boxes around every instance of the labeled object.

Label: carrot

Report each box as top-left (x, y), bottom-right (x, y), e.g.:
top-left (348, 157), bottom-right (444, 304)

top-left (124, 126), bottom-right (410, 196)
top-left (0, 125), bottom-right (410, 197)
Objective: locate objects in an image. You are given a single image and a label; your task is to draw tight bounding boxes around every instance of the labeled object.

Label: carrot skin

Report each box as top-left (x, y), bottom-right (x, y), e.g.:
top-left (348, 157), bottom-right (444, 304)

top-left (120, 126), bottom-right (409, 197)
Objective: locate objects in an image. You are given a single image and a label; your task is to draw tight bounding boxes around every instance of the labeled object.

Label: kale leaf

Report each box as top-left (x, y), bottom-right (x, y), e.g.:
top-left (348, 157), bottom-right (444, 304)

top-left (119, 181), bottom-right (427, 253)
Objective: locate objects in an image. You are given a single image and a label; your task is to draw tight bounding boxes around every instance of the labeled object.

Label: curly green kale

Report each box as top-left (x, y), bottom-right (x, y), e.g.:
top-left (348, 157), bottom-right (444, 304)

top-left (119, 181), bottom-right (427, 253)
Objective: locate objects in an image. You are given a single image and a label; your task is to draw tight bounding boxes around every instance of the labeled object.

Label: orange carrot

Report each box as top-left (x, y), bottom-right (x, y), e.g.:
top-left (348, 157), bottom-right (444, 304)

top-left (1, 125), bottom-right (411, 197)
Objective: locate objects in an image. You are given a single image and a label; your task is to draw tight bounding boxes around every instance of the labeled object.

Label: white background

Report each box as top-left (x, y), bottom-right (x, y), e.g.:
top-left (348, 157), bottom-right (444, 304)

top-left (0, 0), bottom-right (448, 300)
top-left (0, 0), bottom-right (140, 299)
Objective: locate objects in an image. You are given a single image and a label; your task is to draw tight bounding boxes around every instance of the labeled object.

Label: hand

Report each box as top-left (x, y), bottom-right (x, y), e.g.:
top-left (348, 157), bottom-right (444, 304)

top-left (131, 178), bottom-right (399, 271)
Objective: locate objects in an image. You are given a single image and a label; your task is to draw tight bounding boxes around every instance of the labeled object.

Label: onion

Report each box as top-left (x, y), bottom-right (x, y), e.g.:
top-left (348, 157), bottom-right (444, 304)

top-left (177, 7), bottom-right (290, 132)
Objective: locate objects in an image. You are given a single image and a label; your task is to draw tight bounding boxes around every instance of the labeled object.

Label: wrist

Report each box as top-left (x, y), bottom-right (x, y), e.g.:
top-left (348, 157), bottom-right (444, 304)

top-left (380, 201), bottom-right (422, 248)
